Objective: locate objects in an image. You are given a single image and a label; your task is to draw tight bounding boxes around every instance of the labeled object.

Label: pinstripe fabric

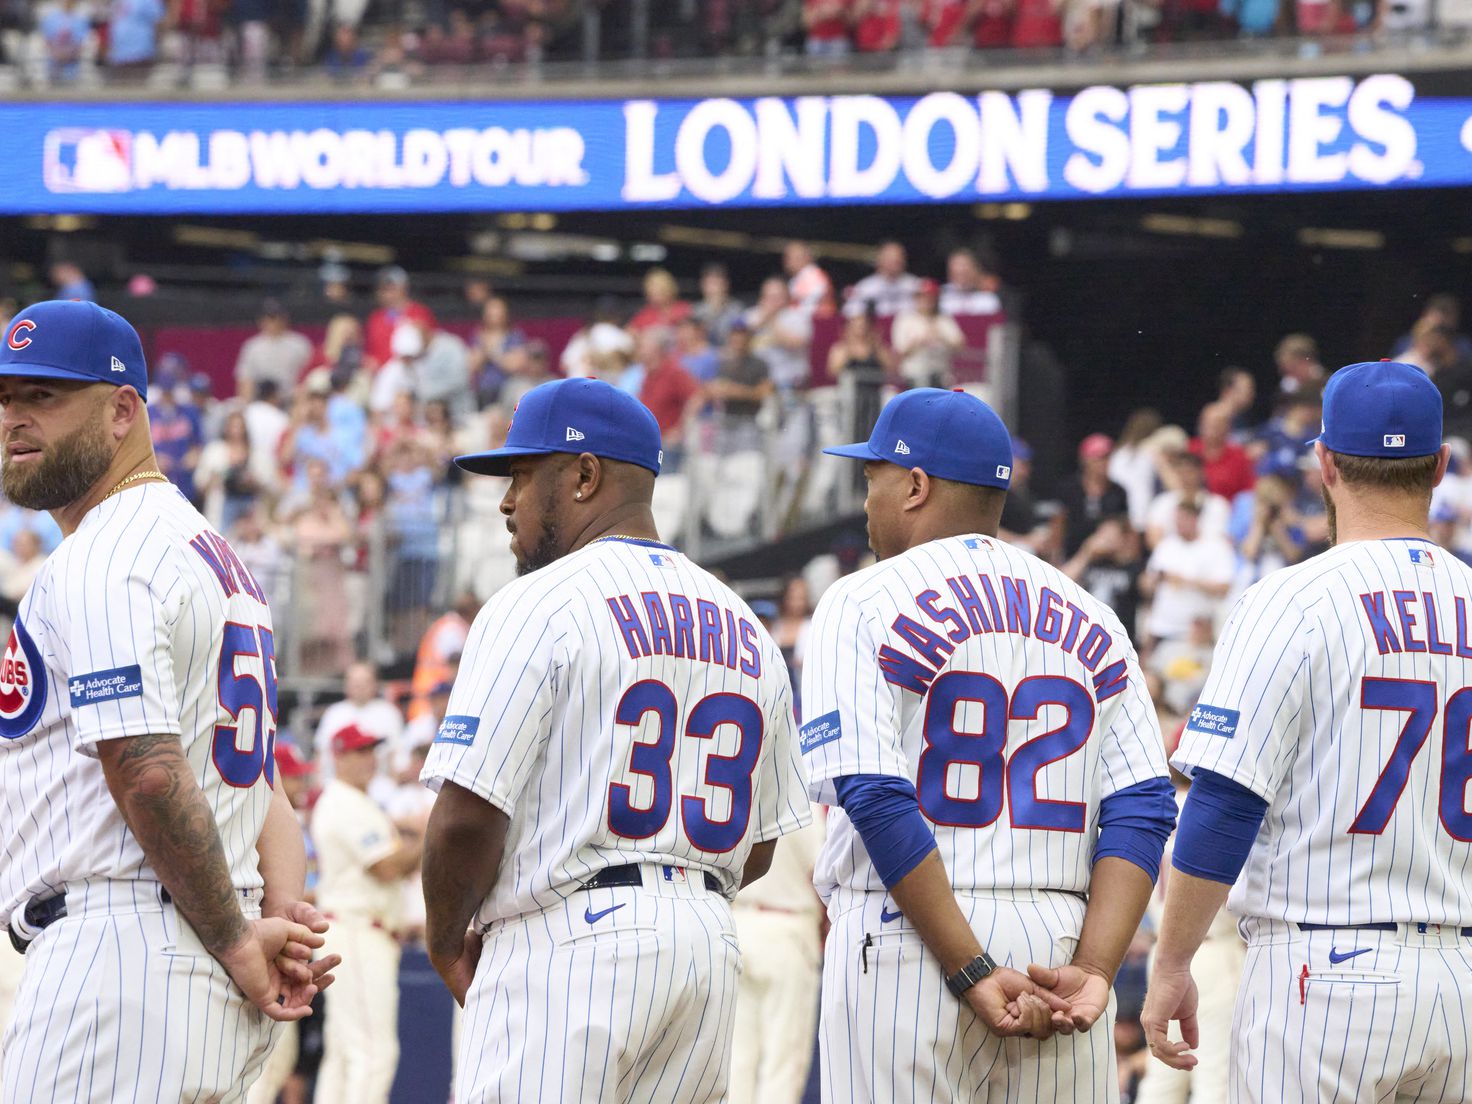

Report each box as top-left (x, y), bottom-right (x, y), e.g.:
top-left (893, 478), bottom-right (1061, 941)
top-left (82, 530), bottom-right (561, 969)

top-left (820, 889), bottom-right (1115, 1104)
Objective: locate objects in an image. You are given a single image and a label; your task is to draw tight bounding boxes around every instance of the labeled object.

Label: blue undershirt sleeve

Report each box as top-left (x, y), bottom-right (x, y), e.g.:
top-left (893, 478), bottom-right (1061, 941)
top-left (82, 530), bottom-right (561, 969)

top-left (1093, 776), bottom-right (1178, 883)
top-left (832, 774), bottom-right (938, 890)
top-left (1171, 769), bottom-right (1270, 885)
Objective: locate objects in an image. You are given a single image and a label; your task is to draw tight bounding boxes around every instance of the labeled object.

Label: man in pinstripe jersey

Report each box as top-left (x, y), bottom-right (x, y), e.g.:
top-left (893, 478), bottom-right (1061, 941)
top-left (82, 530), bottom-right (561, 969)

top-left (806, 388), bottom-right (1177, 1103)
top-left (419, 377), bottom-right (810, 1103)
top-left (0, 300), bottom-right (337, 1102)
top-left (1145, 361), bottom-right (1472, 1102)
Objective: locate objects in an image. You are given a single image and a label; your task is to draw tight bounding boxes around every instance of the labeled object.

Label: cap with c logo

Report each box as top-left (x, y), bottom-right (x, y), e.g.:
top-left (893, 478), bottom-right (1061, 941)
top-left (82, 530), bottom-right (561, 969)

top-left (823, 387), bottom-right (1014, 489)
top-left (1315, 360), bottom-right (1441, 458)
top-left (455, 377), bottom-right (664, 477)
top-left (0, 300), bottom-right (148, 399)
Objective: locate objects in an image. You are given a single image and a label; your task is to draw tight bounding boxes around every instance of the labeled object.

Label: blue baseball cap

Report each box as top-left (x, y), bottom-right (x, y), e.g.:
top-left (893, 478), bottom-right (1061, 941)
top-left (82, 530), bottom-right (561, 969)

top-left (0, 300), bottom-right (148, 399)
top-left (824, 388), bottom-right (1013, 489)
top-left (456, 377), bottom-right (663, 477)
top-left (1315, 360), bottom-right (1441, 458)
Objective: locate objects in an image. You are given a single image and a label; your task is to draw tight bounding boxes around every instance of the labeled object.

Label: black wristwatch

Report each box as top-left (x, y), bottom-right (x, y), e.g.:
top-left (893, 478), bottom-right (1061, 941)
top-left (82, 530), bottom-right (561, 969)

top-left (945, 952), bottom-right (998, 997)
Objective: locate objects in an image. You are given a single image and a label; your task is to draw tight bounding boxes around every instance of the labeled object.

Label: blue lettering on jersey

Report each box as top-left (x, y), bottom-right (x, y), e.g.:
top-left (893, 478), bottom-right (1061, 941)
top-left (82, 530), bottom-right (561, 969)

top-left (604, 592), bottom-right (762, 675)
top-left (68, 664), bottom-right (143, 709)
top-left (434, 714), bottom-right (480, 746)
top-left (1186, 704), bottom-right (1240, 739)
top-left (799, 710), bottom-right (843, 755)
top-left (0, 616), bottom-right (47, 739)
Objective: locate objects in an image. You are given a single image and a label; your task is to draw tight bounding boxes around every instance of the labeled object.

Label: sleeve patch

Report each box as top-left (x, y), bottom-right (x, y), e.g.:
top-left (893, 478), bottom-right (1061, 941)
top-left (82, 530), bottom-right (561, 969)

top-left (69, 665), bottom-right (143, 709)
top-left (434, 714), bottom-right (479, 746)
top-left (799, 710), bottom-right (843, 755)
top-left (1186, 704), bottom-right (1240, 739)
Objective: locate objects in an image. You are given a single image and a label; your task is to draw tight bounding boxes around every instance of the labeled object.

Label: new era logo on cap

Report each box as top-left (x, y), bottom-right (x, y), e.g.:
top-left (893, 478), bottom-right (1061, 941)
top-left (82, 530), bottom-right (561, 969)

top-left (110, 356), bottom-right (126, 373)
top-left (566, 427), bottom-right (585, 442)
top-left (1384, 434), bottom-right (1406, 448)
top-left (895, 439), bottom-right (911, 455)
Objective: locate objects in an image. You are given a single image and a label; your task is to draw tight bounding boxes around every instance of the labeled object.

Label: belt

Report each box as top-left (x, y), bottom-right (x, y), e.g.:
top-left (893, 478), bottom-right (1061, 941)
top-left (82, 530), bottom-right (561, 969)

top-left (1298, 922), bottom-right (1472, 937)
top-left (7, 893), bottom-right (67, 955)
top-left (579, 864), bottom-right (721, 894)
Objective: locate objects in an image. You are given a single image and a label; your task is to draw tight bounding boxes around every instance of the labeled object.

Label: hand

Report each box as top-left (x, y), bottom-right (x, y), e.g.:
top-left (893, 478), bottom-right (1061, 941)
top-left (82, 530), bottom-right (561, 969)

top-left (1027, 963), bottom-right (1111, 1031)
top-left (1140, 961), bottom-right (1200, 1071)
top-left (216, 917), bottom-right (327, 1022)
top-left (430, 929), bottom-right (483, 1007)
top-left (962, 965), bottom-right (1074, 1039)
top-left (262, 899), bottom-right (342, 994)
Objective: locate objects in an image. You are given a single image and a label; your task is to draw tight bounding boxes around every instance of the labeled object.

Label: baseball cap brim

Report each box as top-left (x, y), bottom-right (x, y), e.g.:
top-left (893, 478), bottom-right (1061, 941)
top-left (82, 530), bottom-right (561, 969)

top-left (454, 444), bottom-right (563, 476)
top-left (0, 362), bottom-right (122, 387)
top-left (823, 442), bottom-right (886, 462)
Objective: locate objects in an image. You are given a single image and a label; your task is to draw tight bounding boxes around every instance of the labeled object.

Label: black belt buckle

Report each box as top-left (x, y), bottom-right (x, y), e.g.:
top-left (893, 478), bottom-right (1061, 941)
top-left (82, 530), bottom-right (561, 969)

top-left (9, 893), bottom-right (67, 955)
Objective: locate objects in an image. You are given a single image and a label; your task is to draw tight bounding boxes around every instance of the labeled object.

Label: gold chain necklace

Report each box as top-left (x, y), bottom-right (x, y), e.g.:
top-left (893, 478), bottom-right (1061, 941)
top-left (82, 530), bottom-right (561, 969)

top-left (100, 470), bottom-right (168, 503)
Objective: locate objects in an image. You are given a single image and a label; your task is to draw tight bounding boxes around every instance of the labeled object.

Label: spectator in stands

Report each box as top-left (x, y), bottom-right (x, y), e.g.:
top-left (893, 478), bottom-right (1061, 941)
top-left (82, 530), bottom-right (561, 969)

top-left (40, 0), bottom-right (92, 83)
top-left (398, 320), bottom-right (471, 417)
top-left (284, 458), bottom-right (356, 675)
top-left (748, 276), bottom-right (815, 391)
top-left (188, 371), bottom-right (223, 440)
top-left (968, 0), bottom-right (1014, 46)
top-left (827, 309), bottom-right (893, 443)
top-left (370, 390), bottom-right (427, 467)
top-left (997, 440), bottom-right (1051, 556)
top-left (107, 0), bottom-right (168, 69)
top-left (1391, 293), bottom-right (1472, 362)
top-left (1145, 449), bottom-right (1230, 547)
top-left (692, 263), bottom-right (745, 346)
top-left (802, 0), bottom-right (851, 53)
top-left (280, 373), bottom-right (357, 491)
top-left (49, 261), bottom-right (95, 302)
top-left (229, 510), bottom-right (287, 615)
top-left (629, 267), bottom-right (692, 335)
top-left (314, 659), bottom-right (406, 774)
top-left (243, 377), bottom-right (290, 469)
top-left (784, 240), bottom-right (834, 317)
top-left (418, 7), bottom-right (480, 63)
top-left (365, 265), bottom-right (435, 370)
top-left (637, 337), bottom-right (701, 463)
top-left (1058, 432), bottom-right (1130, 559)
top-left (467, 296), bottom-right (527, 407)
top-left (844, 240), bottom-right (920, 319)
top-left (674, 316), bottom-right (721, 383)
top-left (1063, 515), bottom-right (1145, 634)
top-left (150, 357), bottom-right (205, 505)
top-left (498, 337), bottom-right (553, 414)
top-left (1108, 407), bottom-right (1164, 530)
top-left (1216, 365), bottom-right (1258, 437)
top-left (235, 299), bottom-right (313, 402)
top-left (171, 0), bottom-right (227, 71)
top-left (921, 0), bottom-right (970, 43)
top-left (318, 260), bottom-right (354, 306)
top-left (230, 0), bottom-right (270, 82)
top-left (1189, 402), bottom-right (1255, 500)
top-left (1149, 613), bottom-right (1215, 716)
top-left (323, 20), bottom-right (373, 78)
top-left (561, 297), bottom-right (631, 380)
top-left (0, 501), bottom-right (60, 556)
top-left (422, 399), bottom-right (459, 473)
top-left (1255, 389), bottom-right (1320, 477)
top-left (891, 279), bottom-right (963, 388)
top-left (383, 437), bottom-right (442, 655)
top-left (1274, 332), bottom-right (1326, 394)
top-left (852, 0), bottom-right (902, 49)
top-left (1228, 469), bottom-right (1307, 595)
top-left (314, 313), bottom-right (369, 400)
top-left (408, 590), bottom-right (478, 720)
top-left (196, 409), bottom-right (274, 534)
top-left (772, 575), bottom-right (814, 691)
top-left (1142, 499), bottom-right (1234, 647)
top-left (939, 247), bottom-right (1003, 317)
top-left (710, 322), bottom-right (774, 452)
top-left (0, 530), bottom-right (46, 606)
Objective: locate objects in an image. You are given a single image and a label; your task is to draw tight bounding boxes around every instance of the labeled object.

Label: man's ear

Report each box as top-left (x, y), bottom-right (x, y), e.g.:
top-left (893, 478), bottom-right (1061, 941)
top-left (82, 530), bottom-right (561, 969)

top-left (904, 467), bottom-right (931, 512)
top-left (108, 386), bottom-right (144, 442)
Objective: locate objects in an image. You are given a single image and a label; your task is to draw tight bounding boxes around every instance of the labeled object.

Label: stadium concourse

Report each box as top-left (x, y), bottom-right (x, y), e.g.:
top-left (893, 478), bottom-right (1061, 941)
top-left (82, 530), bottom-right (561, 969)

top-left (2, 222), bottom-right (1471, 1097)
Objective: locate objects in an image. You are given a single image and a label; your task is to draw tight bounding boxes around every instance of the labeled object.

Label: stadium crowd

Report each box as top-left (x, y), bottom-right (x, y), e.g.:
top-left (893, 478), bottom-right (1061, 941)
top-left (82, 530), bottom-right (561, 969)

top-left (2, 243), bottom-right (1469, 1101)
top-left (2, 0), bottom-right (1458, 87)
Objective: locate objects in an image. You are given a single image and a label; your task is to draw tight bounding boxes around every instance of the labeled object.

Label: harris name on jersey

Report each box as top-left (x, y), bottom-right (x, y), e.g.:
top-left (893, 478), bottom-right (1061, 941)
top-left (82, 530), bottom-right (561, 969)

top-left (606, 591), bottom-right (764, 676)
top-left (872, 540), bottom-right (1127, 703)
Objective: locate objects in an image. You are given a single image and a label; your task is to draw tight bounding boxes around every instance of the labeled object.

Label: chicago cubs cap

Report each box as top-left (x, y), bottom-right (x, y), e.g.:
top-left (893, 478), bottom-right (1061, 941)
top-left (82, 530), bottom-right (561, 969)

top-left (331, 724), bottom-right (382, 756)
top-left (824, 387), bottom-right (1013, 489)
top-left (456, 377), bottom-right (663, 477)
top-left (0, 300), bottom-right (148, 399)
top-left (1315, 360), bottom-right (1441, 458)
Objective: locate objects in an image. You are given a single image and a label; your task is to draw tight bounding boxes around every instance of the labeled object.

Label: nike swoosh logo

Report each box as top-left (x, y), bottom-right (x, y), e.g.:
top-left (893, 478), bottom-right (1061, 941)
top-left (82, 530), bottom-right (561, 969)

top-left (1328, 946), bottom-right (1371, 964)
top-left (584, 903), bottom-right (626, 925)
top-left (880, 906), bottom-right (903, 923)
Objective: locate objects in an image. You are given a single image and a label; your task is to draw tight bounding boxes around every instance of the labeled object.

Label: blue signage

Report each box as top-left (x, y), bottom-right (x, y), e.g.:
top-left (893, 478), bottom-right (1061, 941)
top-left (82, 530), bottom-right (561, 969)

top-left (1, 74), bottom-right (1468, 214)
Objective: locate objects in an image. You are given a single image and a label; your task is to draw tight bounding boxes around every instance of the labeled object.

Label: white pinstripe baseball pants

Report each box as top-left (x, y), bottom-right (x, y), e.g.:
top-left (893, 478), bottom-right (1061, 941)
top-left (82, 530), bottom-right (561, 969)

top-left (819, 887), bottom-right (1117, 1104)
top-left (455, 867), bottom-right (741, 1104)
top-left (1, 878), bottom-right (276, 1104)
top-left (1231, 917), bottom-right (1472, 1104)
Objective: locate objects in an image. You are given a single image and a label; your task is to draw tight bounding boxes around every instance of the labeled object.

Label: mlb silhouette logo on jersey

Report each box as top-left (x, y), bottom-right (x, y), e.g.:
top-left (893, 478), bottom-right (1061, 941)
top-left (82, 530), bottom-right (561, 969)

top-left (566, 426), bottom-right (585, 442)
top-left (1385, 433), bottom-right (1406, 448)
top-left (0, 617), bottom-right (47, 739)
top-left (1410, 547), bottom-right (1437, 566)
top-left (1186, 703), bottom-right (1240, 738)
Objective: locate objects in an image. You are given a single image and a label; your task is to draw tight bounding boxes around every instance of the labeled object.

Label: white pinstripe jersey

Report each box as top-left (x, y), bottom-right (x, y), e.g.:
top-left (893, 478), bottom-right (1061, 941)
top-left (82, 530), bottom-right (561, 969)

top-left (801, 534), bottom-right (1167, 901)
top-left (421, 536), bottom-right (811, 926)
top-left (1173, 538), bottom-right (1472, 926)
top-left (0, 483), bottom-right (277, 923)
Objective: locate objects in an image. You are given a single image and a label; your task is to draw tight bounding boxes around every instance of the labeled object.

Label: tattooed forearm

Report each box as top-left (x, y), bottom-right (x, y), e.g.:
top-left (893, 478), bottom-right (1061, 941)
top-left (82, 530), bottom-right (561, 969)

top-left (98, 732), bottom-right (248, 955)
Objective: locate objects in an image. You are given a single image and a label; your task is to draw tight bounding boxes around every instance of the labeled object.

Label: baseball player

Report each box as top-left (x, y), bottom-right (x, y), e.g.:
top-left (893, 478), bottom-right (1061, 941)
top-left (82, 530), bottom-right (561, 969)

top-left (807, 388), bottom-right (1177, 1102)
top-left (314, 724), bottom-right (422, 1104)
top-left (419, 377), bottom-right (810, 1103)
top-left (1143, 360), bottom-right (1472, 1102)
top-left (0, 301), bottom-right (336, 1102)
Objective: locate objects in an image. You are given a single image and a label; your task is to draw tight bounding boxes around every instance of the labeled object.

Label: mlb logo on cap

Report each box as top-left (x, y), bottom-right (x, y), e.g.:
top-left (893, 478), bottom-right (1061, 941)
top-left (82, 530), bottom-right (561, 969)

top-left (0, 300), bottom-right (148, 399)
top-left (1385, 434), bottom-right (1406, 448)
top-left (1315, 360), bottom-right (1440, 459)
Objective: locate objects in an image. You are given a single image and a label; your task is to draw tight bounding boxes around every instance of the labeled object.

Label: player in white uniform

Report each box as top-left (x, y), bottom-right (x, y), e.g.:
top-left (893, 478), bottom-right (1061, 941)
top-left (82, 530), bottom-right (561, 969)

top-left (418, 377), bottom-right (811, 1104)
top-left (1143, 360), bottom-right (1472, 1103)
top-left (808, 388), bottom-right (1177, 1103)
top-left (0, 301), bottom-right (336, 1102)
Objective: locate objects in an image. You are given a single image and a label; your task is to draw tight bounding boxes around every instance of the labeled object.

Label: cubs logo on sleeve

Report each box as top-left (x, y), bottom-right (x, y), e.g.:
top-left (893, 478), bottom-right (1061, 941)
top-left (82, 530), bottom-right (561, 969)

top-left (0, 617), bottom-right (47, 739)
